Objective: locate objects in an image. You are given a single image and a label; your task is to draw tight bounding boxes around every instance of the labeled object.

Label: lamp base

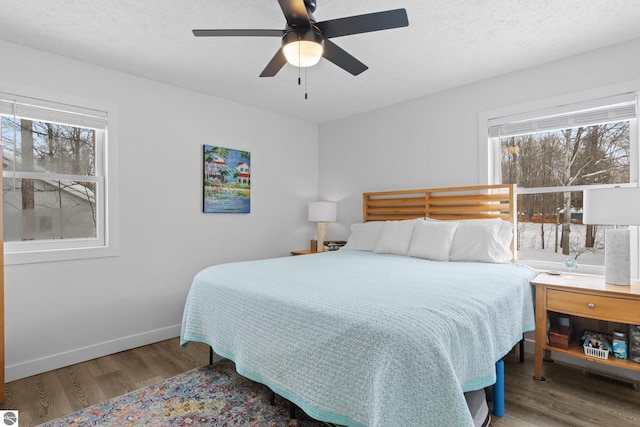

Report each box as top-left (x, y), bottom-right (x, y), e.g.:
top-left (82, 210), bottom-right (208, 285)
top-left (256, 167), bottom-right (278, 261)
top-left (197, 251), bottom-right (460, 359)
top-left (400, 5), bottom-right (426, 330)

top-left (604, 228), bottom-right (630, 286)
top-left (316, 222), bottom-right (328, 253)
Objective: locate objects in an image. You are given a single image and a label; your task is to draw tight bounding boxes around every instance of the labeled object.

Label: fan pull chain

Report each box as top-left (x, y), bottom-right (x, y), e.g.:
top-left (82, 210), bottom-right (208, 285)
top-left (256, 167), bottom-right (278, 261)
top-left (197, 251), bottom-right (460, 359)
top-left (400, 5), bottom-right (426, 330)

top-left (293, 39), bottom-right (308, 100)
top-left (298, 39), bottom-right (302, 86)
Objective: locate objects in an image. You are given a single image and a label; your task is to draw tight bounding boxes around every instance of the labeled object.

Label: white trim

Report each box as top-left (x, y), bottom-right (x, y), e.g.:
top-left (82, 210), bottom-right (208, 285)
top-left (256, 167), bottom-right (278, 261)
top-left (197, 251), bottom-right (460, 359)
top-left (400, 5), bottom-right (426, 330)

top-left (0, 92), bottom-right (108, 130)
top-left (487, 92), bottom-right (637, 137)
top-left (5, 243), bottom-right (119, 265)
top-left (479, 80), bottom-right (640, 275)
top-left (519, 259), bottom-right (604, 276)
top-left (479, 79), bottom-right (640, 184)
top-left (1, 85), bottom-right (119, 265)
top-left (5, 324), bottom-right (182, 381)
top-left (516, 183), bottom-right (639, 194)
top-left (2, 171), bottom-right (102, 182)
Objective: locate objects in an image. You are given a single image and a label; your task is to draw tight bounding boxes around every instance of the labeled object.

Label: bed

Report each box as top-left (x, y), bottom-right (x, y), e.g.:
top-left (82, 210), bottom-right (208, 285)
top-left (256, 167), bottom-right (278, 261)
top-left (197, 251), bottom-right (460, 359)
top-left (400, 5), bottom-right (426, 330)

top-left (181, 184), bottom-right (536, 426)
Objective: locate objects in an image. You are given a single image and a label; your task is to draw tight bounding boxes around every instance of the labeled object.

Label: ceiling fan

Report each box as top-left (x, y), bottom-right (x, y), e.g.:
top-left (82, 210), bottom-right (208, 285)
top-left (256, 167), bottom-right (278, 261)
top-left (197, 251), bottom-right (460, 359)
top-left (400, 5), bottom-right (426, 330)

top-left (193, 0), bottom-right (409, 77)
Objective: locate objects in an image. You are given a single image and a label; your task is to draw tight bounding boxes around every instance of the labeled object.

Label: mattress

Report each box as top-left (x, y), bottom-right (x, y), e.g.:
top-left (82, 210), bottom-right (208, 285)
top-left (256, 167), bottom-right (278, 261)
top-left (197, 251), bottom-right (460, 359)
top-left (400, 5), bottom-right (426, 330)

top-left (466, 388), bottom-right (490, 427)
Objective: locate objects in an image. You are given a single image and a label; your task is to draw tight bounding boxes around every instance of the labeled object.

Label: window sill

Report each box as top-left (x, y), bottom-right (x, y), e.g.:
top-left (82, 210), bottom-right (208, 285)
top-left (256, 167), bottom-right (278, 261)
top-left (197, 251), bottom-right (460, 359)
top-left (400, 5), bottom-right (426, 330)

top-left (5, 244), bottom-right (119, 265)
top-left (518, 259), bottom-right (604, 276)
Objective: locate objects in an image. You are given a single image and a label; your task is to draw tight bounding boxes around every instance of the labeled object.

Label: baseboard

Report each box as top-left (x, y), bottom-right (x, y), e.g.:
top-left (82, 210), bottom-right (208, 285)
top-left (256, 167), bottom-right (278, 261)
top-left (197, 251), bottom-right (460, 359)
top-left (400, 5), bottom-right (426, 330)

top-left (522, 336), bottom-right (535, 355)
top-left (6, 324), bottom-right (182, 382)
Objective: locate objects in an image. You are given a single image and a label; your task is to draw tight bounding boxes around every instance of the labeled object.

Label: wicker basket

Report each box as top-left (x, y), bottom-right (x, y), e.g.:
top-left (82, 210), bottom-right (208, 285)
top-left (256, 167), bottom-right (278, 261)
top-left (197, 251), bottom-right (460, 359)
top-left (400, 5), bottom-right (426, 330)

top-left (584, 345), bottom-right (609, 360)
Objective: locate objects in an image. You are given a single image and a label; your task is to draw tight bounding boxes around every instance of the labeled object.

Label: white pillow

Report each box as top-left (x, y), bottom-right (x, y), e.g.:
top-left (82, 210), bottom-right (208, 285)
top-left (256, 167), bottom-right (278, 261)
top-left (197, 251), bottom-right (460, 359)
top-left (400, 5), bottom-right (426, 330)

top-left (449, 219), bottom-right (513, 263)
top-left (407, 219), bottom-right (458, 261)
top-left (373, 219), bottom-right (417, 255)
top-left (344, 221), bottom-right (385, 251)
top-left (498, 220), bottom-right (514, 248)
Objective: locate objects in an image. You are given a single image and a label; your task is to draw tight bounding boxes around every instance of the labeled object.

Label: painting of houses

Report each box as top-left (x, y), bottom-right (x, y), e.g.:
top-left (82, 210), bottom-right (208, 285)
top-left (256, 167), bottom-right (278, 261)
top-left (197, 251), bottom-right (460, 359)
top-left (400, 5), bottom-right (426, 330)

top-left (203, 145), bottom-right (251, 213)
top-left (235, 162), bottom-right (250, 185)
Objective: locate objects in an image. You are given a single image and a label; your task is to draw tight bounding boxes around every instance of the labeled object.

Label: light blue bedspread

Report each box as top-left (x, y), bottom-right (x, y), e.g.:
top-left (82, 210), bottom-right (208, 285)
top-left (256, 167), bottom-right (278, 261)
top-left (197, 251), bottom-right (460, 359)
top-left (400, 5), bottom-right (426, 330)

top-left (181, 249), bottom-right (536, 426)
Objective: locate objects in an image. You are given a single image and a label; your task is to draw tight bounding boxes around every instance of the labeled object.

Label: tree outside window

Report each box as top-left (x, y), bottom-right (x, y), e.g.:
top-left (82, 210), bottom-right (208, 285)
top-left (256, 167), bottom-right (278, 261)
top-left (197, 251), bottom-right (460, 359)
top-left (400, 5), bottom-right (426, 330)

top-left (498, 120), bottom-right (630, 267)
top-left (0, 92), bottom-right (112, 264)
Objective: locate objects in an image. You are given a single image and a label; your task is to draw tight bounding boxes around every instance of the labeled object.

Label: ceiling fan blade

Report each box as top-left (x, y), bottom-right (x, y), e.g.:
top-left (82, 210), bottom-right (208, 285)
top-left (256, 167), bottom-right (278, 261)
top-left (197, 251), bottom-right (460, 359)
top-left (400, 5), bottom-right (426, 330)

top-left (193, 29), bottom-right (284, 37)
top-left (322, 39), bottom-right (368, 76)
top-left (260, 49), bottom-right (287, 77)
top-left (317, 9), bottom-right (409, 39)
top-left (278, 0), bottom-right (311, 28)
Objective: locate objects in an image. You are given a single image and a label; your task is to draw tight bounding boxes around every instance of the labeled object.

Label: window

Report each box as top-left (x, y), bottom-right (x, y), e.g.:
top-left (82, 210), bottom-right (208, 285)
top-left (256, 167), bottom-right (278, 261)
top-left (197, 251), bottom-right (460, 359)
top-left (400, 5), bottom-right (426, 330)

top-left (1, 92), bottom-right (115, 263)
top-left (487, 93), bottom-right (638, 272)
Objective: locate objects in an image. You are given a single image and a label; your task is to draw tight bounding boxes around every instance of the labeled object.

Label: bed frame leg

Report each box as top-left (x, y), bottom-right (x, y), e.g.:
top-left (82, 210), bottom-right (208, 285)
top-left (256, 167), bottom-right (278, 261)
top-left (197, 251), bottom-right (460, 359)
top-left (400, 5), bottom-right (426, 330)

top-left (290, 402), bottom-right (297, 419)
top-left (519, 334), bottom-right (525, 363)
top-left (494, 359), bottom-right (505, 417)
top-left (207, 346), bottom-right (290, 416)
top-left (267, 389), bottom-right (295, 418)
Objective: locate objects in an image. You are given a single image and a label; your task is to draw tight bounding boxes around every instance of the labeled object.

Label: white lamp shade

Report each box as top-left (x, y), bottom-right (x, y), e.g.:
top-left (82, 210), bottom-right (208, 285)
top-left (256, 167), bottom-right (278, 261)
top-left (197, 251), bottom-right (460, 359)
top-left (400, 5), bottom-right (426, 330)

top-left (308, 201), bottom-right (337, 222)
top-left (283, 40), bottom-right (323, 67)
top-left (583, 187), bottom-right (640, 225)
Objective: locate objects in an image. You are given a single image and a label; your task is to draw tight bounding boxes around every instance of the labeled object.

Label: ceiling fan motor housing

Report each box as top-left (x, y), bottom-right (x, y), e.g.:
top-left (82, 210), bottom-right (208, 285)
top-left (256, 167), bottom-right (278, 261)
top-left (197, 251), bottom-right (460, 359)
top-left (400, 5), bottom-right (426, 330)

top-left (282, 27), bottom-right (323, 48)
top-left (304, 0), bottom-right (317, 15)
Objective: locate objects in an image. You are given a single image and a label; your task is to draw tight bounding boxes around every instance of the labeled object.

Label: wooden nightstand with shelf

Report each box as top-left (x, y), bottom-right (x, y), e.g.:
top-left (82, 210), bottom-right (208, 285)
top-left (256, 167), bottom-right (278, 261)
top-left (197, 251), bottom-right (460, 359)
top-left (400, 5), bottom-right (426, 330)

top-left (291, 241), bottom-right (347, 256)
top-left (531, 273), bottom-right (640, 381)
top-left (290, 249), bottom-right (318, 256)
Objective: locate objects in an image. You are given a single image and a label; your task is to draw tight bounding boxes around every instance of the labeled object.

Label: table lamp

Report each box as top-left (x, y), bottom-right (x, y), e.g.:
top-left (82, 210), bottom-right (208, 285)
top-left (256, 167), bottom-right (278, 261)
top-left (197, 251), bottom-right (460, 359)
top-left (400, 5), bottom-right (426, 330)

top-left (308, 201), bottom-right (337, 252)
top-left (583, 187), bottom-right (640, 286)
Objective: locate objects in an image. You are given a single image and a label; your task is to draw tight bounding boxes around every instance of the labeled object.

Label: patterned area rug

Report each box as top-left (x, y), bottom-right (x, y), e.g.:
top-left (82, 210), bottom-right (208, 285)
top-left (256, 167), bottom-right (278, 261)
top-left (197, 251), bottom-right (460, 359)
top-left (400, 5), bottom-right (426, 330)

top-left (37, 359), bottom-right (329, 426)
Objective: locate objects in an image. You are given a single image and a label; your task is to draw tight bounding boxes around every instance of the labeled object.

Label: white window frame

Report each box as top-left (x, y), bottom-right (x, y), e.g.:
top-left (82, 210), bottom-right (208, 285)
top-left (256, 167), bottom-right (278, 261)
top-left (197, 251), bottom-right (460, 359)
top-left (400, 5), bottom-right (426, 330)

top-left (479, 85), bottom-right (640, 276)
top-left (1, 89), bottom-right (119, 265)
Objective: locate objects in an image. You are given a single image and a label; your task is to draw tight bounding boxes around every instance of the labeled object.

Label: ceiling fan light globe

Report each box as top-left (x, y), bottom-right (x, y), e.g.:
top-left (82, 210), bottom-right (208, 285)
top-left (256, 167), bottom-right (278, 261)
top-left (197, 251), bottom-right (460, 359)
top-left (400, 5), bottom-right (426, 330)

top-left (283, 40), bottom-right (323, 67)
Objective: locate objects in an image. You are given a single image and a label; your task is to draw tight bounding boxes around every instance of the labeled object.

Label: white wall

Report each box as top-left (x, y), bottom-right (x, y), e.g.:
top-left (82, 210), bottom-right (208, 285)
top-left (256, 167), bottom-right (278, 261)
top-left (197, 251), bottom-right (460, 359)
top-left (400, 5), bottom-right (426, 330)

top-left (319, 37), bottom-right (640, 238)
top-left (1, 40), bottom-right (319, 381)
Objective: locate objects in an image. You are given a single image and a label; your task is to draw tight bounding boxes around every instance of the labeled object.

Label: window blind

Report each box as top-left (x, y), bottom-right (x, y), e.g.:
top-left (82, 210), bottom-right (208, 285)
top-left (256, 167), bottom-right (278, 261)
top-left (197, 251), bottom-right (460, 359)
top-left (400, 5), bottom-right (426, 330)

top-left (0, 92), bottom-right (107, 130)
top-left (488, 92), bottom-right (638, 138)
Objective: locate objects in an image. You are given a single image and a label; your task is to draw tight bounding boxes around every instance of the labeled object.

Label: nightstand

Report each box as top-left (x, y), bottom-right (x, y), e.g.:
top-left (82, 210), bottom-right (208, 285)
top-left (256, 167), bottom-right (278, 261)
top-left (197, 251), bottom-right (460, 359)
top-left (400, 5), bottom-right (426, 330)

top-left (290, 249), bottom-right (318, 256)
top-left (531, 273), bottom-right (640, 381)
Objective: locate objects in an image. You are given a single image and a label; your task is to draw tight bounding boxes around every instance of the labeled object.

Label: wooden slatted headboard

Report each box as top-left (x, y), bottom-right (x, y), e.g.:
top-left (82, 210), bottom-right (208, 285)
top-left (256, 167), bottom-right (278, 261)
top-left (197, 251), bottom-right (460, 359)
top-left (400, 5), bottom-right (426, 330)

top-left (363, 184), bottom-right (516, 223)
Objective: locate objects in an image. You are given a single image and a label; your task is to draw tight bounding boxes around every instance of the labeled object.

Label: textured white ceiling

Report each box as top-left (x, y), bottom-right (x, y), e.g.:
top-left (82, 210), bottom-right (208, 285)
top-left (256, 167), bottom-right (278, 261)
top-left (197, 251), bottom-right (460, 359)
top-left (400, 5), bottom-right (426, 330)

top-left (1, 0), bottom-right (640, 123)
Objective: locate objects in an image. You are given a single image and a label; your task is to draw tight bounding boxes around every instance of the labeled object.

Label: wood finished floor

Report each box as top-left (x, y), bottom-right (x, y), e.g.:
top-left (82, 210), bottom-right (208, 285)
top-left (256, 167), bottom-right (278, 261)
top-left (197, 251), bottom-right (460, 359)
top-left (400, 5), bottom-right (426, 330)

top-left (2, 339), bottom-right (639, 426)
top-left (2, 338), bottom-right (214, 427)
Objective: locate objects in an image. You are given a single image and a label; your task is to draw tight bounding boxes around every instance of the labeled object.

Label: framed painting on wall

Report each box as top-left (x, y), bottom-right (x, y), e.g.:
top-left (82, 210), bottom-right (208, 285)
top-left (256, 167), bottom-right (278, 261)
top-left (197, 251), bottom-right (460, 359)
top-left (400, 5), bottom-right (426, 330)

top-left (203, 145), bottom-right (251, 213)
